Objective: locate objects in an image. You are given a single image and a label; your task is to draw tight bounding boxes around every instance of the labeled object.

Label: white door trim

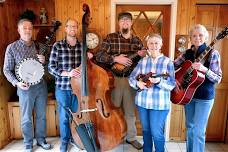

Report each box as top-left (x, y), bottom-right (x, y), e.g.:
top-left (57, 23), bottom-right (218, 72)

top-left (111, 0), bottom-right (178, 141)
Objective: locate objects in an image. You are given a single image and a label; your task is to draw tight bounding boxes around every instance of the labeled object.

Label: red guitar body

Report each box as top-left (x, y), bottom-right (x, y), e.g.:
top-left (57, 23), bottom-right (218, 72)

top-left (171, 60), bottom-right (205, 105)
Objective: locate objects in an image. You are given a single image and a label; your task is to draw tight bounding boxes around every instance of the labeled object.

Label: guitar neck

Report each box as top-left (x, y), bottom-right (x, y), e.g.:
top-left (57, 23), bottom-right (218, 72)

top-left (195, 39), bottom-right (217, 62)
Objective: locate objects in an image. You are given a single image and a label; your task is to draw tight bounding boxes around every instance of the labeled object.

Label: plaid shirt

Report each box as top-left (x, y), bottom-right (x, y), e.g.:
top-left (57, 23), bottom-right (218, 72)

top-left (3, 39), bottom-right (37, 86)
top-left (48, 39), bottom-right (82, 90)
top-left (174, 49), bottom-right (222, 84)
top-left (129, 54), bottom-right (176, 110)
top-left (95, 32), bottom-right (143, 65)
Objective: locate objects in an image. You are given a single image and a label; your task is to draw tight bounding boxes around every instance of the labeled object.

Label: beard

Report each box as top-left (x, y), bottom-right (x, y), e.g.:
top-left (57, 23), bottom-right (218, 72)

top-left (121, 28), bottom-right (129, 34)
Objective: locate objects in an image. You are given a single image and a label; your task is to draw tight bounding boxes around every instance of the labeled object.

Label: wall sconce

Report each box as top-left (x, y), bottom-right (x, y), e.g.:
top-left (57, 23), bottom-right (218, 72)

top-left (175, 35), bottom-right (188, 53)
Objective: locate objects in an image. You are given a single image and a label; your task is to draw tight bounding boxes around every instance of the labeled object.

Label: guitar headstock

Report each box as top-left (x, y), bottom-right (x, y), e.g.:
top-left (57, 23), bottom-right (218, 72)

top-left (216, 27), bottom-right (228, 40)
top-left (51, 20), bottom-right (61, 32)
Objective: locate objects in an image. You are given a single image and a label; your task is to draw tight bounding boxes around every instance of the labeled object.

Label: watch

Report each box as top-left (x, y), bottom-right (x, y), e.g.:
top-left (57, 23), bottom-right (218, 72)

top-left (86, 32), bottom-right (100, 51)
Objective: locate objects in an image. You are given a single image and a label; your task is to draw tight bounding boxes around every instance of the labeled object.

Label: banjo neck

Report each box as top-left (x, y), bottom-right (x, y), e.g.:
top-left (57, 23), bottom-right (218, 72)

top-left (37, 20), bottom-right (62, 55)
top-left (39, 32), bottom-right (55, 55)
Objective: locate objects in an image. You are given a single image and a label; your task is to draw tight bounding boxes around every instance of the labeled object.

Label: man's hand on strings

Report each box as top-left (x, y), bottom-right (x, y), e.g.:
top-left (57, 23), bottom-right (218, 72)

top-left (113, 54), bottom-right (132, 66)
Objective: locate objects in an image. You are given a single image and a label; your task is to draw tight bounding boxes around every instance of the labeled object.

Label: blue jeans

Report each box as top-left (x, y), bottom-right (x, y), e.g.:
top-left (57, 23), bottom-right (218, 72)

top-left (137, 106), bottom-right (169, 152)
top-left (17, 80), bottom-right (48, 147)
top-left (185, 98), bottom-right (214, 152)
top-left (55, 88), bottom-right (78, 144)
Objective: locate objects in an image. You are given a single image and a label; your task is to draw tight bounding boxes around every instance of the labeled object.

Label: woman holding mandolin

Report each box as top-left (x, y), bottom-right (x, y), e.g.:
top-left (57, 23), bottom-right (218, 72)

top-left (174, 24), bottom-right (222, 152)
top-left (129, 34), bottom-right (176, 152)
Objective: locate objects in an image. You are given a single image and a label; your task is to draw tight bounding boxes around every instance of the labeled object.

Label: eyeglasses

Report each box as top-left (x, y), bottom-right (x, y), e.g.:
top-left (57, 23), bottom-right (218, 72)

top-left (66, 25), bottom-right (78, 29)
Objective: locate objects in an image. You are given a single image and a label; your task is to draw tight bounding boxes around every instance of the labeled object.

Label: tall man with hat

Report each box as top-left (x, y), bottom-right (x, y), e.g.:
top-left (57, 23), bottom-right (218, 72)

top-left (94, 12), bottom-right (146, 150)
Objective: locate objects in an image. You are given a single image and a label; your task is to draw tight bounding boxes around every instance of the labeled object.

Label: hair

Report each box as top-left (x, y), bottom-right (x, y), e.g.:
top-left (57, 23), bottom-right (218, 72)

top-left (189, 24), bottom-right (209, 41)
top-left (17, 18), bottom-right (33, 27)
top-left (118, 12), bottom-right (133, 21)
top-left (65, 18), bottom-right (78, 27)
top-left (146, 33), bottom-right (163, 44)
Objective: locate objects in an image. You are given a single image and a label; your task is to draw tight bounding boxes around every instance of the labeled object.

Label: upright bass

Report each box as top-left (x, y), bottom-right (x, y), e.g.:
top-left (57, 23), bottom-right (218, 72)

top-left (70, 4), bottom-right (127, 152)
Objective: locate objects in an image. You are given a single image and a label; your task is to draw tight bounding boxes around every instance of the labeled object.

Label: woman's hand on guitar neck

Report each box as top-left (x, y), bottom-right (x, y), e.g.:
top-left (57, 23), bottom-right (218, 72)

top-left (113, 54), bottom-right (132, 66)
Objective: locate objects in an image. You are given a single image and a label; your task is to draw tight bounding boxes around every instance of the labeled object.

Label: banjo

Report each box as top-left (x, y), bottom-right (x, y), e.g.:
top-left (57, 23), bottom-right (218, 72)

top-left (15, 20), bottom-right (61, 85)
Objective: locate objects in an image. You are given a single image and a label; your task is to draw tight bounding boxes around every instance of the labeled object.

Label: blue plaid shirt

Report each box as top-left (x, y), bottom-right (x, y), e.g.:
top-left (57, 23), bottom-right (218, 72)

top-left (3, 39), bottom-right (37, 86)
top-left (129, 54), bottom-right (176, 110)
top-left (48, 39), bottom-right (82, 90)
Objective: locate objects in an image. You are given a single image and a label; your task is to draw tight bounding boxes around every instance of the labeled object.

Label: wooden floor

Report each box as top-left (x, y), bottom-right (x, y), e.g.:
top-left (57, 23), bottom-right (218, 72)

top-left (1, 137), bottom-right (228, 152)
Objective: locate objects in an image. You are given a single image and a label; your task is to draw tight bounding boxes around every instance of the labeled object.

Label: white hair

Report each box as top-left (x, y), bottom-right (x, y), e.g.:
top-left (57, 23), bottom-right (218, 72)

top-left (189, 24), bottom-right (209, 41)
top-left (146, 33), bottom-right (163, 44)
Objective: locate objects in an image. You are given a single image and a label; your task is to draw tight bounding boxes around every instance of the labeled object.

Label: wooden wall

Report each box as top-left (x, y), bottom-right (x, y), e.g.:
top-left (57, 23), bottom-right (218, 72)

top-left (55, 0), bottom-right (110, 41)
top-left (0, 0), bottom-right (23, 148)
top-left (0, 0), bottom-right (55, 148)
top-left (1, 0), bottom-right (228, 148)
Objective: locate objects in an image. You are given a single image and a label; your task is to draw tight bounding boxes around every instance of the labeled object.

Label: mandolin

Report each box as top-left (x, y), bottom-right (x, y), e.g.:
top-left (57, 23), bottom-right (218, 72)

top-left (111, 52), bottom-right (141, 76)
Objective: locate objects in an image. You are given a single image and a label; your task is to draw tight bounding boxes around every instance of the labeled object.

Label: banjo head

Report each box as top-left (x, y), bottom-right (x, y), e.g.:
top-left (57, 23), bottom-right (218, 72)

top-left (15, 58), bottom-right (44, 85)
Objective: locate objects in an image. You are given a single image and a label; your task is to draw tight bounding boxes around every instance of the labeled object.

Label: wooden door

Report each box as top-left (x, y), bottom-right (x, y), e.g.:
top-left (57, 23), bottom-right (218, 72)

top-left (116, 5), bottom-right (171, 135)
top-left (116, 5), bottom-right (171, 57)
top-left (182, 5), bottom-right (228, 141)
top-left (195, 5), bottom-right (228, 142)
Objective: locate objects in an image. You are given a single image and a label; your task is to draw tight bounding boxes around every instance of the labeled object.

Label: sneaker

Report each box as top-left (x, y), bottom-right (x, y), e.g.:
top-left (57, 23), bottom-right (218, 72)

top-left (37, 140), bottom-right (52, 150)
top-left (60, 142), bottom-right (68, 152)
top-left (24, 145), bottom-right (32, 152)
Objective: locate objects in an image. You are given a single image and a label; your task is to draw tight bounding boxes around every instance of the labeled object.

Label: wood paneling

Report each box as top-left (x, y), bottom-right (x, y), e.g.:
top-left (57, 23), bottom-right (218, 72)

top-left (1, 0), bottom-right (228, 148)
top-left (0, 0), bottom-right (55, 149)
top-left (55, 0), bottom-right (111, 42)
top-left (8, 99), bottom-right (59, 139)
top-left (0, 1), bottom-right (23, 148)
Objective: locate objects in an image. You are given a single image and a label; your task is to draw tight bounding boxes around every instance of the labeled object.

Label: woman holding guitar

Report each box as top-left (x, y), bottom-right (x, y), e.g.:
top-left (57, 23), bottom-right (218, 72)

top-left (174, 24), bottom-right (222, 152)
top-left (129, 34), bottom-right (176, 152)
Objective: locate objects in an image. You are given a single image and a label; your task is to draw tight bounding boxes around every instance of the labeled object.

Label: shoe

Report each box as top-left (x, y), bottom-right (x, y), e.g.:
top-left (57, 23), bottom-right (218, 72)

top-left (70, 138), bottom-right (80, 148)
top-left (126, 139), bottom-right (143, 150)
top-left (24, 145), bottom-right (32, 152)
top-left (60, 142), bottom-right (68, 152)
top-left (37, 141), bottom-right (52, 150)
